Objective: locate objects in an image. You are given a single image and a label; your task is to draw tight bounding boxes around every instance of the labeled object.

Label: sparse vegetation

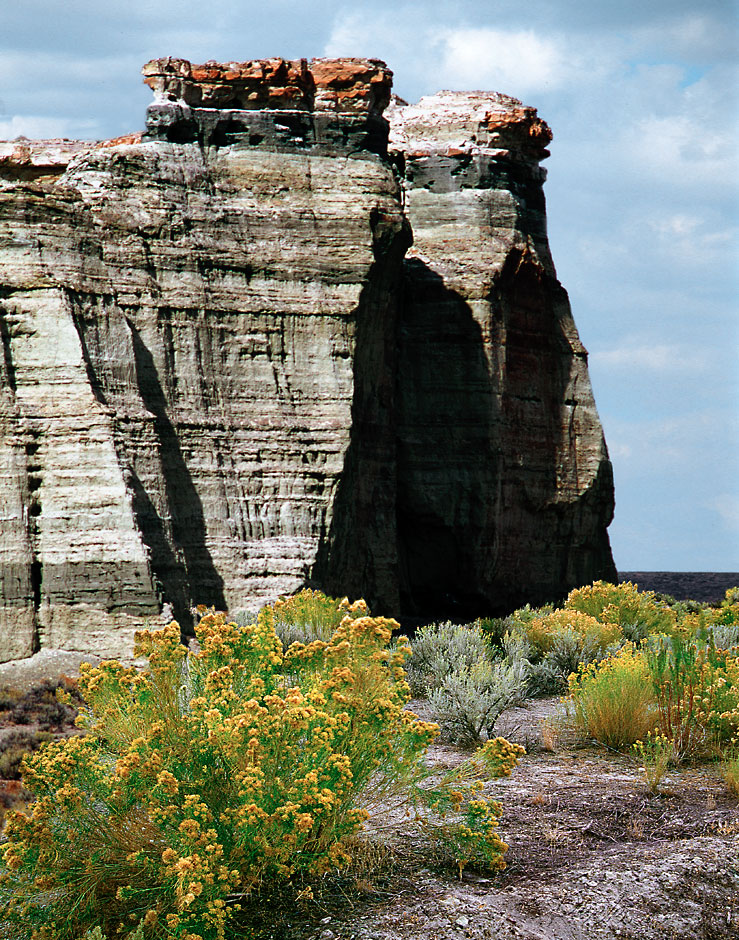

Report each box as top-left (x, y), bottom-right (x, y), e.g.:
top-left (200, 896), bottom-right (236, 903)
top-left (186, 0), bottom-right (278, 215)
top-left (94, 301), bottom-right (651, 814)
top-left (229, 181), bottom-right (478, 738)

top-left (722, 747), bottom-right (739, 797)
top-left (0, 730), bottom-right (53, 780)
top-left (0, 592), bottom-right (523, 940)
top-left (567, 643), bottom-right (658, 749)
top-left (2, 581), bottom-right (738, 939)
top-left (632, 730), bottom-right (674, 794)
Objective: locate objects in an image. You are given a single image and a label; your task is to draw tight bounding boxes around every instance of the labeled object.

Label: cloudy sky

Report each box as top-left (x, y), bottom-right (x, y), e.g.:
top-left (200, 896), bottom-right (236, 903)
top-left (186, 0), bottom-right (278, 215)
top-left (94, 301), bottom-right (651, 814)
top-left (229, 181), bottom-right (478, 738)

top-left (2, 0), bottom-right (737, 572)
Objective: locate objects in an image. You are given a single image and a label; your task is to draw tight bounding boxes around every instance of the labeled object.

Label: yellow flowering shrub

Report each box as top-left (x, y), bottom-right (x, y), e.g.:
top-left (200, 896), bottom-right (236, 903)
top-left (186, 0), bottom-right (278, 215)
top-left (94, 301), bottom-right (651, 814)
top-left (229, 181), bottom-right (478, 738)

top-left (565, 581), bottom-right (677, 641)
top-left (268, 589), bottom-right (370, 647)
top-left (674, 590), bottom-right (739, 648)
top-left (632, 730), bottom-right (673, 793)
top-left (523, 608), bottom-right (621, 657)
top-left (567, 629), bottom-right (739, 759)
top-left (0, 593), bottom-right (523, 940)
top-left (644, 632), bottom-right (739, 759)
top-left (566, 643), bottom-right (658, 749)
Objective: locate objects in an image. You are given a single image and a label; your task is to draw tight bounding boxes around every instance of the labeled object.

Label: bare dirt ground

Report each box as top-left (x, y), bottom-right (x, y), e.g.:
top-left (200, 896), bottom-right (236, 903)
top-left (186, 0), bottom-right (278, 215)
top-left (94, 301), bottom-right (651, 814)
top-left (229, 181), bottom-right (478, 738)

top-left (234, 697), bottom-right (739, 940)
top-left (1, 663), bottom-right (737, 940)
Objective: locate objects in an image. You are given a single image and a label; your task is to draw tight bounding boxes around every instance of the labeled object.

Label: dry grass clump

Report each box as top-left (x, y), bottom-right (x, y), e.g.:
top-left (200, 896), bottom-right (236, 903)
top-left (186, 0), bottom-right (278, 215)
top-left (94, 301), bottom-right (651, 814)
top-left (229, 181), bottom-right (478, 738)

top-left (722, 748), bottom-right (739, 797)
top-left (564, 589), bottom-right (739, 763)
top-left (567, 644), bottom-right (657, 749)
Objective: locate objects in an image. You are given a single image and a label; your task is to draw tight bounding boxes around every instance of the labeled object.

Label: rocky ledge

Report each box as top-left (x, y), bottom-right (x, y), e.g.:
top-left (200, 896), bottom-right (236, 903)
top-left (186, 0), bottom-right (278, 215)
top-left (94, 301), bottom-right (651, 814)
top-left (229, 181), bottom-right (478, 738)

top-left (142, 56), bottom-right (393, 152)
top-left (0, 58), bottom-right (616, 661)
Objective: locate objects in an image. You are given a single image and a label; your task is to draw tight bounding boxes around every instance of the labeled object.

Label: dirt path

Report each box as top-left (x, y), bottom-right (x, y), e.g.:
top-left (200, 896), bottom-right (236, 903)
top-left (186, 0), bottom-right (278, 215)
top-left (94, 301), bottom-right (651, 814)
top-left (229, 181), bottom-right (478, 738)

top-left (288, 698), bottom-right (739, 940)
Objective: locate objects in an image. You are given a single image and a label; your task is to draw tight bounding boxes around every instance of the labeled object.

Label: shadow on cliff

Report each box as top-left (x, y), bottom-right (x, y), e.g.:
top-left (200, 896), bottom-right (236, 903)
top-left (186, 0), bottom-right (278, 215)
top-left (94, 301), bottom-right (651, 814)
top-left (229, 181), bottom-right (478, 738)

top-left (394, 258), bottom-right (504, 620)
top-left (312, 249), bottom-right (505, 622)
top-left (314, 248), bottom-right (616, 622)
top-left (72, 302), bottom-right (226, 630)
top-left (310, 207), bottom-right (410, 615)
top-left (491, 246), bottom-right (617, 601)
top-left (126, 321), bottom-right (226, 629)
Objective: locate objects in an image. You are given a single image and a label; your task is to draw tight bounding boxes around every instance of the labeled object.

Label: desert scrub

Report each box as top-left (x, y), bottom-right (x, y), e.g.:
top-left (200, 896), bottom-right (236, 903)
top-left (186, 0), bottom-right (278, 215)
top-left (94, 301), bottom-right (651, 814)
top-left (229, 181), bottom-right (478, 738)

top-left (644, 632), bottom-right (739, 759)
top-left (565, 581), bottom-right (677, 642)
top-left (632, 730), bottom-right (674, 794)
top-left (0, 729), bottom-right (53, 780)
top-left (0, 678), bottom-right (81, 729)
top-left (505, 607), bottom-right (620, 694)
top-left (524, 608), bottom-right (622, 657)
top-left (0, 594), bottom-right (523, 940)
top-left (405, 621), bottom-right (494, 696)
top-left (267, 588), bottom-right (370, 647)
top-left (428, 658), bottom-right (528, 746)
top-left (722, 746), bottom-right (739, 797)
top-left (404, 621), bottom-right (528, 745)
top-left (675, 589), bottom-right (739, 649)
top-left (567, 644), bottom-right (658, 749)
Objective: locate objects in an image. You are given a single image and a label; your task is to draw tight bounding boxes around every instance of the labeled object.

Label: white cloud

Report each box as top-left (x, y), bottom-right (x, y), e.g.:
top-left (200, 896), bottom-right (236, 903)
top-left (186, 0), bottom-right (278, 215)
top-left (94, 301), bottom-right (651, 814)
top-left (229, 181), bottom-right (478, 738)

top-left (591, 343), bottom-right (709, 374)
top-left (435, 28), bottom-right (571, 96)
top-left (622, 110), bottom-right (737, 187)
top-left (325, 13), bottom-right (592, 100)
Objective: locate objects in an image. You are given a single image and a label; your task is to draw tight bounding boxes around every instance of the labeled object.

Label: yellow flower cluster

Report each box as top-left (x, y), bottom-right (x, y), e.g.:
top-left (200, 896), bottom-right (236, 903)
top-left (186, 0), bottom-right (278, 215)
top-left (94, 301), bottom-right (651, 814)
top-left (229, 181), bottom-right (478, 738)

top-left (524, 608), bottom-right (621, 656)
top-left (1, 590), bottom-right (527, 940)
top-left (565, 580), bottom-right (678, 640)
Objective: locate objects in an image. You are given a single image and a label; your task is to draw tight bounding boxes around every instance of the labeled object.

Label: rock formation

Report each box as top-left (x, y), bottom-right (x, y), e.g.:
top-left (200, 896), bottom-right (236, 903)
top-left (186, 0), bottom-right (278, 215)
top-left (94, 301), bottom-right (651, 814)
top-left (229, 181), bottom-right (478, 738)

top-left (386, 92), bottom-right (616, 616)
top-left (0, 57), bottom-right (616, 661)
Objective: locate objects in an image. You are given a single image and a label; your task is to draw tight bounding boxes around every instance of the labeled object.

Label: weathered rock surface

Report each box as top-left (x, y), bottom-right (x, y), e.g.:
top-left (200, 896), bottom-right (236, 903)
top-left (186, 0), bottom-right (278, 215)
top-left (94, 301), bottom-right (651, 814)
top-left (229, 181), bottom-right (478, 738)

top-left (386, 93), bottom-right (616, 615)
top-left (0, 58), bottom-right (615, 660)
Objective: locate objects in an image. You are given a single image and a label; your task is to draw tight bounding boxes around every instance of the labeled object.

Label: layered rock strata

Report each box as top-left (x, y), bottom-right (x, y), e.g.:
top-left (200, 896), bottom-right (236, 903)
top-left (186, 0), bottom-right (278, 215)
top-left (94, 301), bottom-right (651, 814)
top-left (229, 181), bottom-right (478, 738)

top-left (0, 58), bottom-right (615, 661)
top-left (387, 93), bottom-right (616, 615)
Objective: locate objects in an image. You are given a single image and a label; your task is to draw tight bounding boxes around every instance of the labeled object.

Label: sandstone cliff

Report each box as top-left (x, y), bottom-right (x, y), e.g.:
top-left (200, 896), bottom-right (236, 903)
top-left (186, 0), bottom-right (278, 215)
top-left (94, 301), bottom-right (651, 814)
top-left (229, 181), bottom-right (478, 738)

top-left (0, 58), bottom-right (616, 660)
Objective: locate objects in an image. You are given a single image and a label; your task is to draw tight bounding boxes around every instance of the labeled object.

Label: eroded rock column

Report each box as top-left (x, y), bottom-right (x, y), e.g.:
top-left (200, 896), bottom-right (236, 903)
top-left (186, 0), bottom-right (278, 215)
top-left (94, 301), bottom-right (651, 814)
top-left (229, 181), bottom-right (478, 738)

top-left (389, 92), bottom-right (616, 616)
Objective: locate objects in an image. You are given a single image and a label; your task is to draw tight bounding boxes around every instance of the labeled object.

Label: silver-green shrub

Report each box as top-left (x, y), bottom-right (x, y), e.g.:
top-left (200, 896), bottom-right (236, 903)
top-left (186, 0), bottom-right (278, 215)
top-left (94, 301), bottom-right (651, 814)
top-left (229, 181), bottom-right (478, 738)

top-left (429, 658), bottom-right (528, 746)
top-left (406, 621), bottom-right (493, 696)
top-left (529, 628), bottom-right (613, 694)
top-left (704, 623), bottom-right (739, 652)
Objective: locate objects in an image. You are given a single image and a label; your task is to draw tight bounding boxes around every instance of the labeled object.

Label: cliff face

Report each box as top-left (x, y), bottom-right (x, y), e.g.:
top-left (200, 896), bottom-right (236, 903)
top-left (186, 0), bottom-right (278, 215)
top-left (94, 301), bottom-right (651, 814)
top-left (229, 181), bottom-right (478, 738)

top-left (0, 58), bottom-right (615, 660)
top-left (387, 93), bottom-right (616, 616)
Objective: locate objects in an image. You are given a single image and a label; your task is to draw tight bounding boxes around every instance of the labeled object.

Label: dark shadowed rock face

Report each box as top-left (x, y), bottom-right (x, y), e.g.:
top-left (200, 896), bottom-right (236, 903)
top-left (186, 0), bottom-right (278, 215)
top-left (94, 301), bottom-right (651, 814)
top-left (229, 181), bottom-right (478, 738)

top-left (386, 93), bottom-right (616, 618)
top-left (0, 59), bottom-right (615, 660)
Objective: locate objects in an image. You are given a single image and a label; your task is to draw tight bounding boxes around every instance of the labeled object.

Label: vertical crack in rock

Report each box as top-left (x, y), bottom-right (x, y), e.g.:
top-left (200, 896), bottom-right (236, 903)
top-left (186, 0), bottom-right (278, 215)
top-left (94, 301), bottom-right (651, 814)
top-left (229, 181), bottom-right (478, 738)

top-left (0, 308), bottom-right (17, 394)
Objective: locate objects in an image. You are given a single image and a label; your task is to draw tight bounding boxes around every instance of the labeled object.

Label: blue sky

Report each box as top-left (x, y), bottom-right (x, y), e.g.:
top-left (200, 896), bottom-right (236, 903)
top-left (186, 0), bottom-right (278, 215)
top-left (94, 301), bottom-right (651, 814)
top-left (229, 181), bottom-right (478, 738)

top-left (2, 0), bottom-right (737, 571)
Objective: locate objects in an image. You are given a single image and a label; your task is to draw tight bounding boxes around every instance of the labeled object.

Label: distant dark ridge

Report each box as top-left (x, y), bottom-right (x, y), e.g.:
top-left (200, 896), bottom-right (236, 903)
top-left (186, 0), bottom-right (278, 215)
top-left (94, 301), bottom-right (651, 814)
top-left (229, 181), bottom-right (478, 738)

top-left (618, 572), bottom-right (739, 605)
